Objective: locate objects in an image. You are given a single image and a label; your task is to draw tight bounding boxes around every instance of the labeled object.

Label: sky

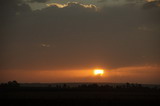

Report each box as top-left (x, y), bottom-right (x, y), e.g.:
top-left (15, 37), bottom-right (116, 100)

top-left (0, 0), bottom-right (160, 84)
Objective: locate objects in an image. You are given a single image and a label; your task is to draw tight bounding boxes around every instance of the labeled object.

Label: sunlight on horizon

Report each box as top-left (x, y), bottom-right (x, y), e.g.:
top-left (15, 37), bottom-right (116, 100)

top-left (94, 69), bottom-right (104, 76)
top-left (0, 66), bottom-right (160, 84)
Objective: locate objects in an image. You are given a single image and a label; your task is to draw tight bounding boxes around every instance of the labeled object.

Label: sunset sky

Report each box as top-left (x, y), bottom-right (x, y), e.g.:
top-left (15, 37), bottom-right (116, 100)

top-left (0, 0), bottom-right (160, 84)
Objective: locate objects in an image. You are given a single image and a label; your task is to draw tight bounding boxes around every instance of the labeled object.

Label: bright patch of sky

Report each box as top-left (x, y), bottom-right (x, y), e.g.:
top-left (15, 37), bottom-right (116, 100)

top-left (28, 0), bottom-right (146, 10)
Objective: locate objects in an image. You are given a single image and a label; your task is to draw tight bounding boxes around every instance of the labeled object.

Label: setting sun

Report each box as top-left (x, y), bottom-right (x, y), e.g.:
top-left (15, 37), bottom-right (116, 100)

top-left (94, 69), bottom-right (104, 76)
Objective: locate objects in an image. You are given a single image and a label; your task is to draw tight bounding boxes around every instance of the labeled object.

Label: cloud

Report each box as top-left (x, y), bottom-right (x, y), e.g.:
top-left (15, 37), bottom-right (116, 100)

top-left (0, 0), bottom-right (32, 20)
top-left (146, 0), bottom-right (158, 2)
top-left (107, 65), bottom-right (160, 84)
top-left (1, 1), bottom-right (160, 71)
top-left (97, 0), bottom-right (108, 3)
top-left (46, 2), bottom-right (97, 10)
top-left (143, 0), bottom-right (160, 9)
top-left (41, 43), bottom-right (51, 48)
top-left (46, 3), bottom-right (68, 8)
top-left (26, 0), bottom-right (49, 3)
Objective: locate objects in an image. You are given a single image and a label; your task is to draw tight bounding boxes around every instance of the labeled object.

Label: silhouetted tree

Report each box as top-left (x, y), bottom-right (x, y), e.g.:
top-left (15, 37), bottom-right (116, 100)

top-left (7, 80), bottom-right (20, 87)
top-left (126, 82), bottom-right (130, 88)
top-left (0, 81), bottom-right (20, 88)
top-left (88, 84), bottom-right (98, 88)
top-left (48, 84), bottom-right (52, 88)
top-left (63, 84), bottom-right (67, 88)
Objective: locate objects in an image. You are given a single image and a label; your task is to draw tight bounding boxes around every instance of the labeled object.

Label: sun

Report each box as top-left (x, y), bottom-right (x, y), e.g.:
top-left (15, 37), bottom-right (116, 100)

top-left (94, 69), bottom-right (104, 76)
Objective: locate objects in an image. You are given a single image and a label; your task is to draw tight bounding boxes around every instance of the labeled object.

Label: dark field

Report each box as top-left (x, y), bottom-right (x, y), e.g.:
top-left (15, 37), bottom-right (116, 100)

top-left (0, 82), bottom-right (160, 106)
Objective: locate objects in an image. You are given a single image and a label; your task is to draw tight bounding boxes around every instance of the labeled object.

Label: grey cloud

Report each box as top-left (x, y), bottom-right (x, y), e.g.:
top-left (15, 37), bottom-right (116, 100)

top-left (125, 0), bottom-right (144, 3)
top-left (0, 0), bottom-right (32, 22)
top-left (143, 0), bottom-right (160, 9)
top-left (97, 0), bottom-right (108, 3)
top-left (47, 2), bottom-right (97, 10)
top-left (26, 0), bottom-right (49, 3)
top-left (97, 0), bottom-right (120, 3)
top-left (1, 1), bottom-right (160, 71)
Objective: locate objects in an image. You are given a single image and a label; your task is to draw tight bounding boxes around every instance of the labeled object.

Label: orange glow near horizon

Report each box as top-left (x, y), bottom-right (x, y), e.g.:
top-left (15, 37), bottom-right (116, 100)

top-left (0, 66), bottom-right (160, 84)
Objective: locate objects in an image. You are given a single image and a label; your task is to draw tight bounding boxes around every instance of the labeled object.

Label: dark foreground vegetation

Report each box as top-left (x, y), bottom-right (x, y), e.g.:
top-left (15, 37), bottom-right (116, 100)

top-left (0, 81), bottom-right (160, 106)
